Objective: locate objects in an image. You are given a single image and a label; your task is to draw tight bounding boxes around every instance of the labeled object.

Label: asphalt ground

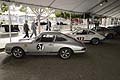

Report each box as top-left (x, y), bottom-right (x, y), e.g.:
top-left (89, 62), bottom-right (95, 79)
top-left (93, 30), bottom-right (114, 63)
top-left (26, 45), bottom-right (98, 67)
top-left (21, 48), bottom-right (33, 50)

top-left (0, 37), bottom-right (120, 80)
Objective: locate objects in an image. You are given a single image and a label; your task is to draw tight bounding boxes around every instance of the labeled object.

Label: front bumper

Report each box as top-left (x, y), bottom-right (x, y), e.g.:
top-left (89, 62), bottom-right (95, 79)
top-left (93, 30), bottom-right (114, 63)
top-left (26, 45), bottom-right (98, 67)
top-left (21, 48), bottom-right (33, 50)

top-left (74, 47), bottom-right (87, 54)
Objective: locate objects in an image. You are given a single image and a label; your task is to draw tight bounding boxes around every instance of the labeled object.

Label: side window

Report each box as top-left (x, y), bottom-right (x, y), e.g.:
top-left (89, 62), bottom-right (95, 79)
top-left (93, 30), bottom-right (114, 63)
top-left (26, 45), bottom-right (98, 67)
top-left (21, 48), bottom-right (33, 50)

top-left (96, 27), bottom-right (101, 31)
top-left (93, 27), bottom-right (101, 31)
top-left (76, 32), bottom-right (82, 35)
top-left (76, 30), bottom-right (88, 35)
top-left (55, 35), bottom-right (67, 41)
top-left (40, 34), bottom-right (55, 42)
top-left (103, 28), bottom-right (108, 31)
top-left (100, 27), bottom-right (108, 31)
top-left (88, 31), bottom-right (95, 35)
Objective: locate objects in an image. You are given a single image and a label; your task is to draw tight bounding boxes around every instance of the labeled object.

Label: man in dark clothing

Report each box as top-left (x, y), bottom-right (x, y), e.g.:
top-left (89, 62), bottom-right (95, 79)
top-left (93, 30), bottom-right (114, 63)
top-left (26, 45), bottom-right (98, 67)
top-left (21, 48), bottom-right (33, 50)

top-left (23, 20), bottom-right (29, 38)
top-left (46, 19), bottom-right (51, 31)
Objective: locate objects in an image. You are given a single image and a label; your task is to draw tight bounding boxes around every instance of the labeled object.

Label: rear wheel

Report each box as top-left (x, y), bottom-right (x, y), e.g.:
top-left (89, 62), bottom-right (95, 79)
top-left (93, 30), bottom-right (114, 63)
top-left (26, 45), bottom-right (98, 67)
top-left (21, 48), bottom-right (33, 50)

top-left (91, 38), bottom-right (100, 45)
top-left (59, 48), bottom-right (72, 59)
top-left (11, 47), bottom-right (25, 58)
top-left (106, 34), bottom-right (113, 39)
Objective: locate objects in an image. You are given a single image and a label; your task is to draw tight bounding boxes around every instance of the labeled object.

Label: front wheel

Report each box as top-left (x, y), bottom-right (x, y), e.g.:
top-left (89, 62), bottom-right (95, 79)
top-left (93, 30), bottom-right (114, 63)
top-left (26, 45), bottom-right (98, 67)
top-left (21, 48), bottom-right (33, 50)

top-left (11, 47), bottom-right (25, 58)
top-left (59, 48), bottom-right (72, 59)
top-left (91, 38), bottom-right (100, 45)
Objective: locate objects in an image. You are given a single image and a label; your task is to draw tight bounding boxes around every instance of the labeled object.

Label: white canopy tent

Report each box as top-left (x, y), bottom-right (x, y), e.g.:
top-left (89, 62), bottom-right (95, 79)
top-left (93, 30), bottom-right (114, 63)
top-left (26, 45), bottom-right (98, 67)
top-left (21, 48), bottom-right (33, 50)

top-left (1, 0), bottom-right (120, 43)
top-left (2, 0), bottom-right (120, 18)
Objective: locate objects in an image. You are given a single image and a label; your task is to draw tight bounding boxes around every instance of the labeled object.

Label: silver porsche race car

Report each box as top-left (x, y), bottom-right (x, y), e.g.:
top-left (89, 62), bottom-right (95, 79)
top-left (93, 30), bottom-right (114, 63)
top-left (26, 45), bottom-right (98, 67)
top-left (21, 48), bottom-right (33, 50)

top-left (5, 32), bottom-right (87, 59)
top-left (61, 28), bottom-right (105, 45)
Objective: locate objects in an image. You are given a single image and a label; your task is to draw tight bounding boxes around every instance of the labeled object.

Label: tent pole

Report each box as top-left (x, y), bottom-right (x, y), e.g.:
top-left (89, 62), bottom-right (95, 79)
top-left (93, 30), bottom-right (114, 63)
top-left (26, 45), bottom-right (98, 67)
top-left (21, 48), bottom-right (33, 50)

top-left (87, 18), bottom-right (89, 29)
top-left (70, 12), bottom-right (72, 31)
top-left (8, 3), bottom-right (12, 42)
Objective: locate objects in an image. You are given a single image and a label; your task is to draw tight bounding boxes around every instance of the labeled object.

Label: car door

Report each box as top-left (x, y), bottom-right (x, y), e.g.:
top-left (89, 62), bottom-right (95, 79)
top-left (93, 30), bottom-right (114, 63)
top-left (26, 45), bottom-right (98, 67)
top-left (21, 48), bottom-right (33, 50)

top-left (97, 27), bottom-right (105, 36)
top-left (39, 34), bottom-right (55, 53)
top-left (75, 30), bottom-right (88, 42)
top-left (27, 34), bottom-right (55, 55)
top-left (86, 30), bottom-right (96, 40)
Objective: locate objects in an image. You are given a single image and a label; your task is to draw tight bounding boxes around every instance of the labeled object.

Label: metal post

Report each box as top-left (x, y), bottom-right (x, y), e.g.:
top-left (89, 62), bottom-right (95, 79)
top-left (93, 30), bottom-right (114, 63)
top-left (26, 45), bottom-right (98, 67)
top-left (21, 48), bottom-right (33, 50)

top-left (70, 12), bottom-right (72, 31)
top-left (37, 14), bottom-right (41, 33)
top-left (105, 18), bottom-right (107, 26)
top-left (87, 18), bottom-right (89, 29)
top-left (8, 3), bottom-right (12, 42)
top-left (87, 13), bottom-right (89, 29)
top-left (84, 13), bottom-right (86, 19)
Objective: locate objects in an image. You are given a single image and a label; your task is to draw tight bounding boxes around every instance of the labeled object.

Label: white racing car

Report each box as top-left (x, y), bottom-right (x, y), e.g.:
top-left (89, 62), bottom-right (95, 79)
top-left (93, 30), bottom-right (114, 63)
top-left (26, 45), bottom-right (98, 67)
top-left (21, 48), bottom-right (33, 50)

top-left (61, 28), bottom-right (105, 45)
top-left (5, 32), bottom-right (87, 59)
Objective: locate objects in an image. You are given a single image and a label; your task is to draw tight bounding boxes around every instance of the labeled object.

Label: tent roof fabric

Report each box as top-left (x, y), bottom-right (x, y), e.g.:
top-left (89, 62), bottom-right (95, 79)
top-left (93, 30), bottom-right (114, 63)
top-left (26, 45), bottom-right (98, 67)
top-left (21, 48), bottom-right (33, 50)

top-left (2, 0), bottom-right (120, 17)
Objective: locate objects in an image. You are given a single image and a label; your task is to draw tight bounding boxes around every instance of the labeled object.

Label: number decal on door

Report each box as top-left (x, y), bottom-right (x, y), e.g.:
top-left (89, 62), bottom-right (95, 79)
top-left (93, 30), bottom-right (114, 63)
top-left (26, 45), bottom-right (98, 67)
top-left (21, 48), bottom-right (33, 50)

top-left (77, 37), bottom-right (84, 41)
top-left (37, 43), bottom-right (44, 51)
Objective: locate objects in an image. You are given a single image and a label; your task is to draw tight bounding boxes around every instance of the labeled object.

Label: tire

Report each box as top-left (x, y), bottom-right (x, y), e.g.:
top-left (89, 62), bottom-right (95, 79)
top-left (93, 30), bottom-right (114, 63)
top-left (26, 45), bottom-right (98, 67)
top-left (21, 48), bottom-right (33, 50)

top-left (11, 47), bottom-right (25, 58)
top-left (91, 38), bottom-right (100, 45)
top-left (106, 34), bottom-right (113, 39)
top-left (59, 48), bottom-right (72, 59)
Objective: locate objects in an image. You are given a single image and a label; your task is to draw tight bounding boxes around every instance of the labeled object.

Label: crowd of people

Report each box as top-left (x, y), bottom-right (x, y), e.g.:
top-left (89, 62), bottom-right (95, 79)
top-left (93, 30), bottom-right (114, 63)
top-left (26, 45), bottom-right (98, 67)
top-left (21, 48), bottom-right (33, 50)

top-left (0, 19), bottom-right (63, 38)
top-left (23, 19), bottom-right (52, 38)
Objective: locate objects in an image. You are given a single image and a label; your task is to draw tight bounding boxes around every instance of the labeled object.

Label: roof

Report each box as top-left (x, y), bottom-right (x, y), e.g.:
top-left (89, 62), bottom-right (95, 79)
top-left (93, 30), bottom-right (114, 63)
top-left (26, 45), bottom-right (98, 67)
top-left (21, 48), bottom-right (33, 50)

top-left (1, 0), bottom-right (120, 18)
top-left (41, 31), bottom-right (61, 34)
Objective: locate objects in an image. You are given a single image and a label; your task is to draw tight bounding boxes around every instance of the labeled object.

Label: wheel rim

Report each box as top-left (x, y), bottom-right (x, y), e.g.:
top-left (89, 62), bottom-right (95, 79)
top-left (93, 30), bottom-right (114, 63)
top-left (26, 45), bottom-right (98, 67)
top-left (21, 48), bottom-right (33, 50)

top-left (92, 39), bottom-right (99, 45)
top-left (12, 48), bottom-right (23, 58)
top-left (60, 49), bottom-right (71, 59)
top-left (108, 34), bottom-right (113, 39)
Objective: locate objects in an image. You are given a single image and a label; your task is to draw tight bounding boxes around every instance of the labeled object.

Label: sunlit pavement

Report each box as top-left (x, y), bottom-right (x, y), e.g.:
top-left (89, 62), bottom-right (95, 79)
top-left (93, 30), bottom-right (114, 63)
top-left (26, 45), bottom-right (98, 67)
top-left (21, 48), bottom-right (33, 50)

top-left (0, 37), bottom-right (120, 80)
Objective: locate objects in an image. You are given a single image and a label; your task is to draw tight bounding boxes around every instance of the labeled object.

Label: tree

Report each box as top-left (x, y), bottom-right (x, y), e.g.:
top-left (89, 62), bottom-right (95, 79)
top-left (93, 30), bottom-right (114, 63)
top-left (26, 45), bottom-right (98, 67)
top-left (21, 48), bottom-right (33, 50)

top-left (30, 7), bottom-right (55, 33)
top-left (55, 10), bottom-right (82, 19)
top-left (19, 6), bottom-right (27, 12)
top-left (55, 10), bottom-right (70, 19)
top-left (55, 10), bottom-right (62, 17)
top-left (19, 6), bottom-right (28, 20)
top-left (1, 2), bottom-right (8, 13)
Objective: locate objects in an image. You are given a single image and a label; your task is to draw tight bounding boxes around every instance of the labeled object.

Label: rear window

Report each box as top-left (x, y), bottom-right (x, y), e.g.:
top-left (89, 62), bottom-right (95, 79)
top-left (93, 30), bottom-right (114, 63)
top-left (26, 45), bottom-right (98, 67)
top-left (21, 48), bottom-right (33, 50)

top-left (55, 35), bottom-right (67, 41)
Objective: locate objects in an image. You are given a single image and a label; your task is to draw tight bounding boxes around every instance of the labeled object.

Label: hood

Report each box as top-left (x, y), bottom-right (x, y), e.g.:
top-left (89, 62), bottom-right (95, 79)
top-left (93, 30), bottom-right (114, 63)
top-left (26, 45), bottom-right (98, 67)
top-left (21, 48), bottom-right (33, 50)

top-left (6, 38), bottom-right (33, 45)
top-left (18, 38), bottom-right (34, 43)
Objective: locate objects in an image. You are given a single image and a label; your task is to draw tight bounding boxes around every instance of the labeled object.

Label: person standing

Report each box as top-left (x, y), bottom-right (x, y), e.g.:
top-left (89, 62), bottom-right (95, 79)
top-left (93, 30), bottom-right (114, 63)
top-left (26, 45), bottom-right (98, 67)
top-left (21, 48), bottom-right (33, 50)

top-left (48, 20), bottom-right (51, 31)
top-left (30, 20), bottom-right (37, 38)
top-left (94, 19), bottom-right (99, 31)
top-left (46, 19), bottom-right (51, 31)
top-left (23, 20), bottom-right (29, 38)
